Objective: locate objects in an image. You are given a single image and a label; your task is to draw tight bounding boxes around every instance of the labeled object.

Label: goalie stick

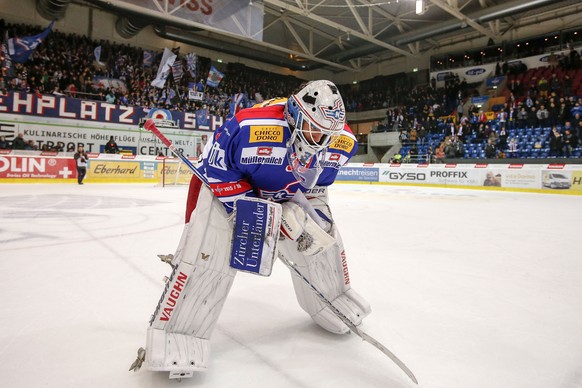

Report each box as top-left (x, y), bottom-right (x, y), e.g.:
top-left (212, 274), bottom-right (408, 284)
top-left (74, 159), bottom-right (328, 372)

top-left (278, 253), bottom-right (418, 384)
top-left (143, 119), bottom-right (419, 384)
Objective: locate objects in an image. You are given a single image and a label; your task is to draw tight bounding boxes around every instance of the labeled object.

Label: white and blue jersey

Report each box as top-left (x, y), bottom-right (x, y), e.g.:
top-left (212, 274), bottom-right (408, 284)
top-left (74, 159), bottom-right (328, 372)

top-left (198, 98), bottom-right (357, 212)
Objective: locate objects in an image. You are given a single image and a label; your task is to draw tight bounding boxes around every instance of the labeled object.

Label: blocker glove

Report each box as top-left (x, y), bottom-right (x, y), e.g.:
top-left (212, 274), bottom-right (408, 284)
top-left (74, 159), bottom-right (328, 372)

top-left (280, 201), bottom-right (336, 256)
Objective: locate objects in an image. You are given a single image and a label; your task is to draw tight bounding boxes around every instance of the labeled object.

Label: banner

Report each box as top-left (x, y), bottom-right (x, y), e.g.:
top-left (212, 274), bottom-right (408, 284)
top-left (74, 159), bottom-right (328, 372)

top-left (117, 0), bottom-right (264, 41)
top-left (486, 76), bottom-right (505, 88)
top-left (233, 92), bottom-right (246, 114)
top-left (0, 91), bottom-right (227, 131)
top-left (8, 21), bottom-right (54, 63)
top-left (188, 90), bottom-right (204, 101)
top-left (151, 48), bottom-right (177, 88)
top-left (94, 45), bottom-right (103, 65)
top-left (171, 59), bottom-right (184, 82)
top-left (0, 31), bottom-right (12, 77)
top-left (92, 77), bottom-right (128, 94)
top-left (336, 166), bottom-right (379, 182)
top-left (206, 65), bottom-right (224, 88)
top-left (196, 108), bottom-right (209, 127)
top-left (0, 155), bottom-right (76, 180)
top-left (185, 52), bottom-right (198, 78)
top-left (143, 50), bottom-right (154, 68)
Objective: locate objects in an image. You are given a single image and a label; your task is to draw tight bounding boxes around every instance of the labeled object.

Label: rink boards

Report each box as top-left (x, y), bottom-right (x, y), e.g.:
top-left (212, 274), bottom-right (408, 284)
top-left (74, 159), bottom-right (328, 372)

top-left (1, 151), bottom-right (581, 195)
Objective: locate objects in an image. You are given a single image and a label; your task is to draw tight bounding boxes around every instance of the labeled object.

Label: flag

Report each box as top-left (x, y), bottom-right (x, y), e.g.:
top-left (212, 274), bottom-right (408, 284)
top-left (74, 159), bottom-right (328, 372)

top-left (151, 48), bottom-right (177, 89)
top-left (8, 21), bottom-right (54, 63)
top-left (1, 31), bottom-right (13, 77)
top-left (165, 88), bottom-right (176, 105)
top-left (94, 45), bottom-right (104, 66)
top-left (171, 59), bottom-right (184, 83)
top-left (143, 50), bottom-right (154, 68)
top-left (185, 52), bottom-right (198, 78)
top-left (206, 65), bottom-right (224, 88)
top-left (197, 107), bottom-right (209, 126)
top-left (233, 92), bottom-right (246, 114)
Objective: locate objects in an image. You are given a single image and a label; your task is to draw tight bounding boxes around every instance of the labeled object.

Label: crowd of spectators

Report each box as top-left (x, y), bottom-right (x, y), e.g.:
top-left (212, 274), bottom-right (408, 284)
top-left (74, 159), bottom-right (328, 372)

top-left (0, 21), bottom-right (304, 119)
top-left (0, 20), bottom-right (475, 122)
top-left (1, 20), bottom-right (581, 161)
top-left (391, 63), bottom-right (582, 163)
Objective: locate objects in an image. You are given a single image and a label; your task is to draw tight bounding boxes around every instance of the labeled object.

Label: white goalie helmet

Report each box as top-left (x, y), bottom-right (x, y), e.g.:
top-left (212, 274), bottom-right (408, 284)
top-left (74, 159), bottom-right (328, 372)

top-left (284, 80), bottom-right (346, 188)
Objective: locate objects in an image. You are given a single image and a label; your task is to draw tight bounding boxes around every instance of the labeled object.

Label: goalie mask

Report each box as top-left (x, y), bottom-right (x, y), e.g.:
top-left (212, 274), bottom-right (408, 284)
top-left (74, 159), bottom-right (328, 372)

top-left (284, 80), bottom-right (346, 188)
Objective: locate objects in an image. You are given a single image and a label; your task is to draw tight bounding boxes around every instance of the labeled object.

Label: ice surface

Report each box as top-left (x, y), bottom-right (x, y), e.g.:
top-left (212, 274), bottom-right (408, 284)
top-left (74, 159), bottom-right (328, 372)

top-left (1, 183), bottom-right (581, 388)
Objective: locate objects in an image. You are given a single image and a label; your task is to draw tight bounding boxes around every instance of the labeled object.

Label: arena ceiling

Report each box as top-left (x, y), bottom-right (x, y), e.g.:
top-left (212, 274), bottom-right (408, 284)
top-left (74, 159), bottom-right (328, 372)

top-left (82, 0), bottom-right (582, 73)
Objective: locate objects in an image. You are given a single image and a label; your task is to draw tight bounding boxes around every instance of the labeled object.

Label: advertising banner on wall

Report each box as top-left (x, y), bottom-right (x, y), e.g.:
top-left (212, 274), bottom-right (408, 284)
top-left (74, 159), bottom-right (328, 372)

top-left (0, 91), bottom-right (225, 132)
top-left (336, 166), bottom-right (379, 182)
top-left (372, 163), bottom-right (582, 194)
top-left (0, 118), bottom-right (205, 157)
top-left (0, 155), bottom-right (76, 180)
top-left (87, 160), bottom-right (157, 182)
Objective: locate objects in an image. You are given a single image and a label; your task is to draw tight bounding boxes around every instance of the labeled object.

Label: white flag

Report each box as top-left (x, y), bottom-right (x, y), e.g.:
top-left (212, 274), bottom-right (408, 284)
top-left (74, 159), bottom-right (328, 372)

top-left (151, 48), bottom-right (177, 89)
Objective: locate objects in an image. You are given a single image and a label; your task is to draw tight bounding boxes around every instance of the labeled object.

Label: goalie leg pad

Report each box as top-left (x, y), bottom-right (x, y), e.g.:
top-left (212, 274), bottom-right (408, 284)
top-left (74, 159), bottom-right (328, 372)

top-left (283, 240), bottom-right (371, 334)
top-left (280, 190), bottom-right (371, 334)
top-left (146, 185), bottom-right (236, 374)
top-left (146, 328), bottom-right (209, 375)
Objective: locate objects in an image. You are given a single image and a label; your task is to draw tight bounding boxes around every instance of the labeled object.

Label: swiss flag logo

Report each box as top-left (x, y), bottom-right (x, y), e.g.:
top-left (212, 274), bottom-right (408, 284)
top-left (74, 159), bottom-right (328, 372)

top-left (257, 147), bottom-right (272, 156)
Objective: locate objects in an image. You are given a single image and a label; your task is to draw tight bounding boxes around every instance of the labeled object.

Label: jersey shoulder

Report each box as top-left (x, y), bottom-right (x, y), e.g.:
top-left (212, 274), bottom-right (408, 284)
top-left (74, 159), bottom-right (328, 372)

top-left (328, 124), bottom-right (358, 157)
top-left (251, 97), bottom-right (288, 108)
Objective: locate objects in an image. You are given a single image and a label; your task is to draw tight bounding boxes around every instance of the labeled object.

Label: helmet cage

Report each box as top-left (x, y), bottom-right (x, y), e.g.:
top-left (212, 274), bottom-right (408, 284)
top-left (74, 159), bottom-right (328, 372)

top-left (284, 80), bottom-right (346, 188)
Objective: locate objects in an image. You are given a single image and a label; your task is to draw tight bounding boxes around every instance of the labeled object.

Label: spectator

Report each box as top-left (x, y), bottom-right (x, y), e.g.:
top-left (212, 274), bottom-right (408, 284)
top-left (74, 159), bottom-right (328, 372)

top-left (104, 136), bottom-right (119, 154)
top-left (548, 127), bottom-right (563, 157)
top-left (454, 137), bottom-right (465, 157)
top-left (408, 126), bottom-right (417, 144)
top-left (485, 140), bottom-right (497, 158)
top-left (574, 117), bottom-right (582, 145)
top-left (537, 105), bottom-right (549, 128)
top-left (390, 153), bottom-right (402, 164)
top-left (563, 75), bottom-right (572, 96)
top-left (508, 106), bottom-right (517, 129)
top-left (12, 133), bottom-right (26, 150)
top-left (550, 73), bottom-right (561, 95)
top-left (74, 145), bottom-right (89, 185)
top-left (537, 76), bottom-right (549, 99)
top-left (517, 106), bottom-right (528, 128)
top-left (417, 125), bottom-right (427, 145)
top-left (444, 138), bottom-right (457, 159)
top-left (24, 140), bottom-right (36, 150)
top-left (498, 126), bottom-right (508, 150)
top-left (506, 138), bottom-right (518, 157)
top-left (0, 136), bottom-right (8, 149)
top-left (563, 129), bottom-right (578, 157)
top-left (435, 146), bottom-right (445, 163)
top-left (398, 129), bottom-right (407, 144)
top-left (527, 106), bottom-right (538, 129)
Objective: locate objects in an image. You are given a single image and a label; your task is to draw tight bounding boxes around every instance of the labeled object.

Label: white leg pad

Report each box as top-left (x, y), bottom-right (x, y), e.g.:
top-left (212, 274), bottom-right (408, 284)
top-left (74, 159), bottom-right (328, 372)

top-left (146, 328), bottom-right (209, 375)
top-left (281, 233), bottom-right (371, 334)
top-left (145, 185), bottom-right (236, 375)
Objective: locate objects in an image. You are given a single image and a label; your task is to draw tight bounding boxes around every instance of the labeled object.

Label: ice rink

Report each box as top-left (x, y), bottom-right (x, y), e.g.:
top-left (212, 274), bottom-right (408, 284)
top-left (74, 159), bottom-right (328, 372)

top-left (1, 183), bottom-right (581, 388)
